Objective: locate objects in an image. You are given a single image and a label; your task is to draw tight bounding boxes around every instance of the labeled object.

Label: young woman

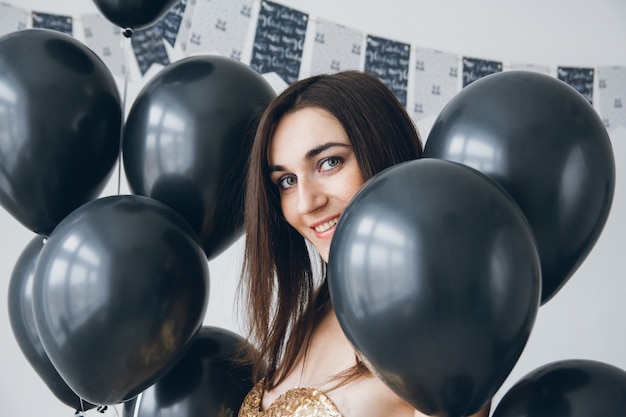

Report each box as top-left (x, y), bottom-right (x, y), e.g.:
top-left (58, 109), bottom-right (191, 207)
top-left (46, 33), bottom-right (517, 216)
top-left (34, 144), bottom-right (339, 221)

top-left (238, 71), bottom-right (490, 417)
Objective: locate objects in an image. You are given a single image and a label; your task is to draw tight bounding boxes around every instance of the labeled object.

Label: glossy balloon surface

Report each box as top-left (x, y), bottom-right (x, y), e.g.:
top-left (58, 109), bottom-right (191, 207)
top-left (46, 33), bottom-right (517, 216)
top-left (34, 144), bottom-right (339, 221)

top-left (92, 0), bottom-right (180, 29)
top-left (127, 326), bottom-right (255, 417)
top-left (8, 236), bottom-right (96, 411)
top-left (32, 195), bottom-right (210, 405)
top-left (493, 359), bottom-right (626, 417)
top-left (0, 29), bottom-right (121, 235)
top-left (329, 159), bottom-right (541, 417)
top-left (424, 71), bottom-right (615, 304)
top-left (123, 55), bottom-right (276, 259)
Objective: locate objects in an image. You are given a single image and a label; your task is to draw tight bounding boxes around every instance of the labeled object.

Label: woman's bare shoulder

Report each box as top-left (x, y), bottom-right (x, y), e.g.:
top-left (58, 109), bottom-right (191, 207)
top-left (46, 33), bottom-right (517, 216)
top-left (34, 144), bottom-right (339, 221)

top-left (326, 374), bottom-right (416, 417)
top-left (327, 375), bottom-right (491, 417)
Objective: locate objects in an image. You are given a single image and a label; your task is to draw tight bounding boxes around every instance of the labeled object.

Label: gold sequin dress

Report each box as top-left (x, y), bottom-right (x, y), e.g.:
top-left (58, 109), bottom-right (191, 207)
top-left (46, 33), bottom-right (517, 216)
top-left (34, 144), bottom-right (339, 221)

top-left (238, 379), bottom-right (344, 417)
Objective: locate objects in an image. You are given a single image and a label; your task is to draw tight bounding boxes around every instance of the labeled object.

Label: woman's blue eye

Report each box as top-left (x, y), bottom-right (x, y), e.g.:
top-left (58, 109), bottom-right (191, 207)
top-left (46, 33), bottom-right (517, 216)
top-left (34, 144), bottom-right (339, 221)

top-left (278, 175), bottom-right (297, 190)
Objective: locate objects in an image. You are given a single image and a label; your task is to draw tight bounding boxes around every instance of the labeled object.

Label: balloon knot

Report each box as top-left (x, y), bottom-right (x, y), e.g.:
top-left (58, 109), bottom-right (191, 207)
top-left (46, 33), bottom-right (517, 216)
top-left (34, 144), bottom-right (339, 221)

top-left (97, 405), bottom-right (108, 413)
top-left (122, 28), bottom-right (133, 38)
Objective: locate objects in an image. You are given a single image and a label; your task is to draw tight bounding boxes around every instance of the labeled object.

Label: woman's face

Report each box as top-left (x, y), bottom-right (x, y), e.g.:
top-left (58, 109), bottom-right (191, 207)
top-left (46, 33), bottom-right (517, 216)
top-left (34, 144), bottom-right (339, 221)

top-left (268, 106), bottom-right (364, 262)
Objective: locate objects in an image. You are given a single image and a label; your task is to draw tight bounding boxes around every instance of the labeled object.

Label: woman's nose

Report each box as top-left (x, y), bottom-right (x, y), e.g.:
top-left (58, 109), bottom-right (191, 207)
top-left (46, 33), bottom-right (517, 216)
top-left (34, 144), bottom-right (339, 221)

top-left (296, 179), bottom-right (327, 214)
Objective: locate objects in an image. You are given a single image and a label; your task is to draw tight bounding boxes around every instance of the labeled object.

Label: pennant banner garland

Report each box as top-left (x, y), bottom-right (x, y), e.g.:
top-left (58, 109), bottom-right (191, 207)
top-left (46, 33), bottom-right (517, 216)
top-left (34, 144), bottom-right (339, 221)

top-left (462, 57), bottom-right (503, 87)
top-left (597, 66), bottom-right (626, 130)
top-left (558, 66), bottom-right (594, 104)
top-left (310, 18), bottom-right (363, 77)
top-left (131, 25), bottom-right (171, 76)
top-left (0, 0), bottom-right (624, 131)
top-left (156, 0), bottom-right (187, 48)
top-left (186, 0), bottom-right (253, 60)
top-left (0, 3), bottom-right (28, 37)
top-left (82, 13), bottom-right (127, 79)
top-left (413, 48), bottom-right (459, 122)
top-left (31, 11), bottom-right (73, 36)
top-left (250, 0), bottom-right (308, 85)
top-left (364, 35), bottom-right (410, 106)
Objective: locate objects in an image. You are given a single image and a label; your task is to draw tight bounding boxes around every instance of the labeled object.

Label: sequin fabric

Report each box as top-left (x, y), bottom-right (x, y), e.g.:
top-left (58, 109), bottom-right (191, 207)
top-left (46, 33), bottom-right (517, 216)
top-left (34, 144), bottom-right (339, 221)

top-left (238, 379), bottom-right (344, 417)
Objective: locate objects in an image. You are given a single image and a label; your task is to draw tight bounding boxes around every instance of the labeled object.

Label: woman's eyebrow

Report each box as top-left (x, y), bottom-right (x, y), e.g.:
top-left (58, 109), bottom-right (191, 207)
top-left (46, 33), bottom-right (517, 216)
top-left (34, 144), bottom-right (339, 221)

top-left (304, 142), bottom-right (351, 161)
top-left (268, 142), bottom-right (351, 173)
top-left (268, 164), bottom-right (285, 173)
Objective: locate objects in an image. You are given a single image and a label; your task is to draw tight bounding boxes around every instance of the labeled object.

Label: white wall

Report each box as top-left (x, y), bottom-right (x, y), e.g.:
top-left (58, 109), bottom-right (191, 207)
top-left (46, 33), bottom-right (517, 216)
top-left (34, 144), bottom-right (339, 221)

top-left (1, 0), bottom-right (625, 415)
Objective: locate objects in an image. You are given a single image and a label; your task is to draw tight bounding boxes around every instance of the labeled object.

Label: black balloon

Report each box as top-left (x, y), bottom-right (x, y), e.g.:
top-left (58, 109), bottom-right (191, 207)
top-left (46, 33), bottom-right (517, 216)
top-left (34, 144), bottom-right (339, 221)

top-left (32, 195), bottom-right (210, 405)
top-left (123, 55), bottom-right (276, 259)
top-left (125, 326), bottom-right (255, 417)
top-left (424, 71), bottom-right (615, 304)
top-left (91, 0), bottom-right (179, 30)
top-left (0, 29), bottom-right (122, 236)
top-left (329, 159), bottom-right (541, 417)
top-left (493, 359), bottom-right (626, 417)
top-left (8, 236), bottom-right (95, 411)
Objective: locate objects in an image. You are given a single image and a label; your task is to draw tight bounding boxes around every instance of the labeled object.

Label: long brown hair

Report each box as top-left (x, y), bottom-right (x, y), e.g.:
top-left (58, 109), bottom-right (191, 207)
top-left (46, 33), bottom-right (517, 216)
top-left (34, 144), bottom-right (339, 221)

top-left (239, 70), bottom-right (423, 388)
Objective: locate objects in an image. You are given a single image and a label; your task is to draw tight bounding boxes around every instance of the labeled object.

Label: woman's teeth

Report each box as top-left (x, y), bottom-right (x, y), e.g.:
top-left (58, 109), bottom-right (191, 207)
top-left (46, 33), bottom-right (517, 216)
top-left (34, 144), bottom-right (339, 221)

top-left (315, 218), bottom-right (338, 232)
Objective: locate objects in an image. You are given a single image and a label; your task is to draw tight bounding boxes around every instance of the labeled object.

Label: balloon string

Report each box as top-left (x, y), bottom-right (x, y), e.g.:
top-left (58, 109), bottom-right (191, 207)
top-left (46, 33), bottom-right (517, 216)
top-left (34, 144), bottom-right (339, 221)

top-left (74, 398), bottom-right (85, 416)
top-left (132, 392), bottom-right (143, 417)
top-left (117, 29), bottom-right (132, 195)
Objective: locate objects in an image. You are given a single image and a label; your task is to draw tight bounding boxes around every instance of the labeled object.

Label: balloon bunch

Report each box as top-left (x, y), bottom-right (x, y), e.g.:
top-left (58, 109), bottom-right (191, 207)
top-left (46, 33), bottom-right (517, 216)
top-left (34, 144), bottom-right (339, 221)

top-left (1, 0), bottom-right (275, 412)
top-left (328, 71), bottom-right (618, 416)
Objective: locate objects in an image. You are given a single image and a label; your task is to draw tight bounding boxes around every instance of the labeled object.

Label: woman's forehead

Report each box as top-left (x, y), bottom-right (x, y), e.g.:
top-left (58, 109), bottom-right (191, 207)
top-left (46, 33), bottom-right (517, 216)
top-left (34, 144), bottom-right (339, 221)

top-left (267, 107), bottom-right (348, 164)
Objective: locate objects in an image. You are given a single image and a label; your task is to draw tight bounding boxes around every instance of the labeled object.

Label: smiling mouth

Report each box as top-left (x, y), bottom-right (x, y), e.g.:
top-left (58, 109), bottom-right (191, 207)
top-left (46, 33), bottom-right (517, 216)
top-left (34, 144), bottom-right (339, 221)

top-left (314, 217), bottom-right (339, 233)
